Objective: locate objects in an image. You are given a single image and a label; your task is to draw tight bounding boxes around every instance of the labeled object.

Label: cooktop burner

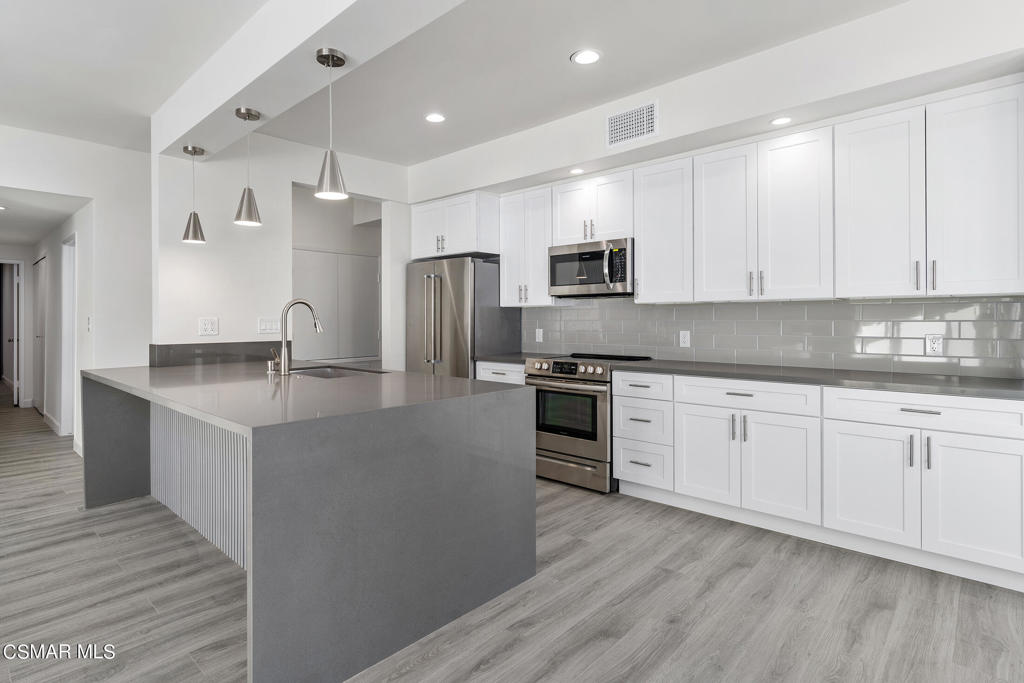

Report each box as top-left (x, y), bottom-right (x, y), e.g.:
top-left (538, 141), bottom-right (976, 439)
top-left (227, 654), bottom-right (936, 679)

top-left (568, 353), bottom-right (653, 362)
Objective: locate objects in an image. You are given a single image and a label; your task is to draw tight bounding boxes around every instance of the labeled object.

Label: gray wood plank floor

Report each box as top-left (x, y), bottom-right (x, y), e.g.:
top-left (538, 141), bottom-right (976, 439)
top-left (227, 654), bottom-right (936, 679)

top-left (3, 382), bottom-right (1024, 682)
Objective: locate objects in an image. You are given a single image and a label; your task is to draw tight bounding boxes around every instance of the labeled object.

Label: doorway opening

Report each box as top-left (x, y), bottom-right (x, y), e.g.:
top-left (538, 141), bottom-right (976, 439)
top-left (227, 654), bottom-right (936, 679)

top-left (0, 261), bottom-right (23, 408)
top-left (59, 236), bottom-right (76, 435)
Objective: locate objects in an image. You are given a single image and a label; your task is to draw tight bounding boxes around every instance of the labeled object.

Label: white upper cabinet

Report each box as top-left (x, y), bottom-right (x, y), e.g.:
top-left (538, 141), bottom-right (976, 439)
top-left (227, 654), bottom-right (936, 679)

top-left (757, 127), bottom-right (834, 300)
top-left (693, 144), bottom-right (758, 302)
top-left (552, 170), bottom-right (633, 245)
top-left (410, 191), bottom-right (499, 260)
top-left (926, 84), bottom-right (1024, 296)
top-left (835, 108), bottom-right (926, 298)
top-left (633, 158), bottom-right (694, 303)
top-left (499, 187), bottom-right (553, 307)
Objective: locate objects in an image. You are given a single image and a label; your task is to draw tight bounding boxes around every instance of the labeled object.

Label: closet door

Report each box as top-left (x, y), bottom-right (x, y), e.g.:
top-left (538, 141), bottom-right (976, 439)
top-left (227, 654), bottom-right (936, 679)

top-left (291, 249), bottom-right (340, 360)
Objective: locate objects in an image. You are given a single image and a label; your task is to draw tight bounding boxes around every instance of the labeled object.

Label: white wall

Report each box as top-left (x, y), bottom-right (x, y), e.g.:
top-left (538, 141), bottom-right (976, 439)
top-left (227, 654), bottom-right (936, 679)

top-left (292, 183), bottom-right (381, 257)
top-left (380, 201), bottom-right (410, 371)
top-left (154, 133), bottom-right (405, 344)
top-left (407, 0), bottom-right (1024, 201)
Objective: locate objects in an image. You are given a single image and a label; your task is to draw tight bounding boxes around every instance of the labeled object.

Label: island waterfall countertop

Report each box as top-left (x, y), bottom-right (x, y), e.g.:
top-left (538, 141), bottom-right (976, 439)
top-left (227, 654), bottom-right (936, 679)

top-left (82, 361), bottom-right (522, 433)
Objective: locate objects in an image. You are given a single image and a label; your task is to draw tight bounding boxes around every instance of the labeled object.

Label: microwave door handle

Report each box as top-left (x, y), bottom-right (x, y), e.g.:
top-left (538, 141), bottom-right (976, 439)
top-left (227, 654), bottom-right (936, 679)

top-left (603, 247), bottom-right (612, 290)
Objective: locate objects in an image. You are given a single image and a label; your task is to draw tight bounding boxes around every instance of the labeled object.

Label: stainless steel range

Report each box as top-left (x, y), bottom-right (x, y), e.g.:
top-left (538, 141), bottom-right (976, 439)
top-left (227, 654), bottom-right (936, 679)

top-left (525, 353), bottom-right (651, 493)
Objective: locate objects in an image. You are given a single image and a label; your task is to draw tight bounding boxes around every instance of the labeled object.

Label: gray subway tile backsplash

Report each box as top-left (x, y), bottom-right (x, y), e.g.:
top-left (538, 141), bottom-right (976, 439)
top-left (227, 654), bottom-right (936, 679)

top-left (521, 295), bottom-right (1024, 378)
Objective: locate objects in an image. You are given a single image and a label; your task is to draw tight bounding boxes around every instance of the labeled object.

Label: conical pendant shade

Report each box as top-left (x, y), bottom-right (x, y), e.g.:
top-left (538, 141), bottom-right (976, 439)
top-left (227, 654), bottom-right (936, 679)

top-left (234, 186), bottom-right (262, 226)
top-left (314, 149), bottom-right (348, 200)
top-left (182, 211), bottom-right (206, 244)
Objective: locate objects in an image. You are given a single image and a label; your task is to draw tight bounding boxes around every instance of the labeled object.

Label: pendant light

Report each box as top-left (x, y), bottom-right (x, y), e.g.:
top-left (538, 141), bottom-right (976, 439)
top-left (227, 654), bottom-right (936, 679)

top-left (233, 107), bottom-right (262, 226)
top-left (182, 145), bottom-right (206, 244)
top-left (313, 47), bottom-right (348, 200)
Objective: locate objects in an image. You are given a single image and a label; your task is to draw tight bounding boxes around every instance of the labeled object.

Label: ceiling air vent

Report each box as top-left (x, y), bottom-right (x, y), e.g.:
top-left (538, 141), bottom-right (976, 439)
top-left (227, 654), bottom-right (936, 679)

top-left (607, 101), bottom-right (658, 147)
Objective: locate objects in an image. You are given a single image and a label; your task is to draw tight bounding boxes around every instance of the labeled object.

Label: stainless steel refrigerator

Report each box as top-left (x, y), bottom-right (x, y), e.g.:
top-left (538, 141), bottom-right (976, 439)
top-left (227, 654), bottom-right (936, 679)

top-left (406, 256), bottom-right (521, 377)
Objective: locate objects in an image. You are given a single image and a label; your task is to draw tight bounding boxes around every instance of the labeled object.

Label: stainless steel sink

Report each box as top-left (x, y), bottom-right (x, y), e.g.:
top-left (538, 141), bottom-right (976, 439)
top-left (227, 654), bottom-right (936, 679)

top-left (290, 366), bottom-right (384, 379)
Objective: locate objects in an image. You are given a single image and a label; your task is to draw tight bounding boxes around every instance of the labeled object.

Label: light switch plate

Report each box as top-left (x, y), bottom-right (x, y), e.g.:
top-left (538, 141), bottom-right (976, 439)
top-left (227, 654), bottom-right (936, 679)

top-left (535, 328), bottom-right (543, 343)
top-left (258, 317), bottom-right (281, 335)
top-left (198, 317), bottom-right (219, 336)
top-left (925, 334), bottom-right (943, 356)
top-left (679, 330), bottom-right (691, 348)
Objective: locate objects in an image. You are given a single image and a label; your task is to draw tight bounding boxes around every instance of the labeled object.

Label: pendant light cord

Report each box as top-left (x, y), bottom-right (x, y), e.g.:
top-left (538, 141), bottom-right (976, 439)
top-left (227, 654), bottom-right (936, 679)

top-left (246, 125), bottom-right (251, 188)
top-left (327, 63), bottom-right (334, 151)
top-left (191, 152), bottom-right (197, 212)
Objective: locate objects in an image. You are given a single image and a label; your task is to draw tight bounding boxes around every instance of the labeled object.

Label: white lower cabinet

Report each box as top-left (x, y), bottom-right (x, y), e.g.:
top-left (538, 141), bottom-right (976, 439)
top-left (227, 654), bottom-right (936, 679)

top-left (740, 411), bottom-right (822, 525)
top-left (673, 403), bottom-right (741, 506)
top-left (474, 361), bottom-right (526, 385)
top-left (922, 431), bottom-right (1024, 573)
top-left (613, 438), bottom-right (673, 491)
top-left (823, 420), bottom-right (921, 547)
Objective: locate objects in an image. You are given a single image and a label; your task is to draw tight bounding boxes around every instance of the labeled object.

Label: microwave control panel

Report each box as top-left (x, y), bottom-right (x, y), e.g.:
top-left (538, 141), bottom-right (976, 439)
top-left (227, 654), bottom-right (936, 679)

top-left (610, 249), bottom-right (627, 283)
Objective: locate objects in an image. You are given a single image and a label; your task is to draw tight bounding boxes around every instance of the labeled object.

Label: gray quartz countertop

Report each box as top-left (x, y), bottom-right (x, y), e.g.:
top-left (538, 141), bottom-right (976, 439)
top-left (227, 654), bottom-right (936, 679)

top-left (82, 362), bottom-right (529, 433)
top-left (611, 359), bottom-right (1024, 401)
top-left (474, 352), bottom-right (559, 364)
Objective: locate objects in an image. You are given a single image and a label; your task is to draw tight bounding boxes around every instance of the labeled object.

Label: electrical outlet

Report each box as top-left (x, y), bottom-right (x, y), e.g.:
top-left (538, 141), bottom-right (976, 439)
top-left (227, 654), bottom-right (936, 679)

top-left (679, 330), bottom-right (691, 348)
top-left (198, 317), bottom-right (219, 336)
top-left (535, 328), bottom-right (544, 343)
top-left (925, 334), bottom-right (944, 356)
top-left (257, 317), bottom-right (281, 335)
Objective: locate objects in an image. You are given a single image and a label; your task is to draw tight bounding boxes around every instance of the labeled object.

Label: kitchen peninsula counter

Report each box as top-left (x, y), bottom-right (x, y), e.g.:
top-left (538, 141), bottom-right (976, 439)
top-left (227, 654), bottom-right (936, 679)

top-left (80, 362), bottom-right (536, 683)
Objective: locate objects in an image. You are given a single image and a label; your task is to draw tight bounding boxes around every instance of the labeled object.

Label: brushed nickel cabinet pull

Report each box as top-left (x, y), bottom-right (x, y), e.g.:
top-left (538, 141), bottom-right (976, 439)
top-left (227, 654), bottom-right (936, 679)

top-left (518, 285), bottom-right (523, 303)
top-left (915, 260), bottom-right (921, 290)
top-left (748, 271), bottom-right (754, 297)
top-left (726, 392), bottom-right (754, 397)
top-left (491, 371), bottom-right (507, 376)
top-left (524, 284), bottom-right (528, 301)
top-left (436, 235), bottom-right (440, 252)
top-left (926, 436), bottom-right (932, 469)
top-left (628, 383), bottom-right (651, 389)
top-left (628, 417), bottom-right (653, 423)
top-left (900, 407), bottom-right (941, 415)
top-left (731, 414), bottom-right (737, 441)
top-left (742, 415), bottom-right (748, 442)
top-left (759, 270), bottom-right (765, 296)
top-left (590, 219), bottom-right (595, 239)
top-left (628, 460), bottom-right (652, 468)
top-left (583, 220), bottom-right (587, 239)
top-left (909, 433), bottom-right (915, 467)
top-left (931, 260), bottom-right (937, 290)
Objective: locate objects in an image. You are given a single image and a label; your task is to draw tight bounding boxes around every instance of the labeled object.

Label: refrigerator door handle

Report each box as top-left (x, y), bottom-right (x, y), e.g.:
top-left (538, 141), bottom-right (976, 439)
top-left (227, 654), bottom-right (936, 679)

top-left (423, 274), bottom-right (434, 363)
top-left (433, 274), bottom-right (442, 363)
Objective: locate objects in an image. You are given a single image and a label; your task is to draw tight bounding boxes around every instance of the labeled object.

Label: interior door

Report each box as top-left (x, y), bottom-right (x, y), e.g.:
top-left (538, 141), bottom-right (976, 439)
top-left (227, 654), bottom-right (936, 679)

top-left (823, 420), bottom-right (921, 547)
top-left (757, 128), bottom-right (834, 300)
top-left (834, 107), bottom-right (926, 297)
top-left (498, 192), bottom-right (524, 307)
top-left (921, 430), bottom-right (1024, 573)
top-left (674, 403), bottom-right (741, 506)
top-left (12, 264), bottom-right (19, 405)
top-left (741, 410), bottom-right (822, 524)
top-left (693, 144), bottom-right (758, 301)
top-left (292, 249), bottom-right (341, 360)
top-left (33, 258), bottom-right (46, 416)
top-left (432, 258), bottom-right (472, 379)
top-left (405, 260), bottom-right (436, 375)
top-left (633, 157), bottom-right (693, 303)
top-left (926, 84), bottom-right (1024, 296)
top-left (522, 187), bottom-right (553, 306)
top-left (337, 254), bottom-right (381, 359)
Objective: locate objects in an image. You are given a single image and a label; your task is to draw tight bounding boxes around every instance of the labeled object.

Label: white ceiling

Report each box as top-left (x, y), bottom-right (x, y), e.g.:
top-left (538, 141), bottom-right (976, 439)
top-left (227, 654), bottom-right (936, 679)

top-left (0, 0), bottom-right (271, 151)
top-left (0, 187), bottom-right (91, 246)
top-left (260, 0), bottom-right (907, 165)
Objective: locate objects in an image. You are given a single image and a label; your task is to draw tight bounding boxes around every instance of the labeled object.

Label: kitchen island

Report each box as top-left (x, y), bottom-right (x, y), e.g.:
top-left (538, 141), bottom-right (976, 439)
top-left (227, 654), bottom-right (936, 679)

top-left (80, 362), bottom-right (536, 682)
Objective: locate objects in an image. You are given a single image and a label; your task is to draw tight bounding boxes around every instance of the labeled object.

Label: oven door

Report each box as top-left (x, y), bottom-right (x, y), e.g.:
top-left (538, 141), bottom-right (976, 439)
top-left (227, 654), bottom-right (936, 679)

top-left (527, 377), bottom-right (609, 463)
top-left (548, 239), bottom-right (633, 297)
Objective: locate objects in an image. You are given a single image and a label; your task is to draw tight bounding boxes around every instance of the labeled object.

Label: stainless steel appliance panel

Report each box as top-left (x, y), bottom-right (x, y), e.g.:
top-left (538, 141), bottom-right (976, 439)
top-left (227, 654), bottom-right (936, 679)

top-left (528, 376), bottom-right (609, 463)
top-left (405, 260), bottom-right (436, 375)
top-left (548, 238), bottom-right (633, 297)
top-left (536, 449), bottom-right (611, 492)
top-left (433, 258), bottom-right (472, 379)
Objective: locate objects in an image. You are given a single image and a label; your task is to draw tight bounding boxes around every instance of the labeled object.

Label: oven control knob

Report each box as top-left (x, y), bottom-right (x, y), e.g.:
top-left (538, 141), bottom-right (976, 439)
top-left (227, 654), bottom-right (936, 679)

top-left (586, 365), bottom-right (595, 374)
top-left (541, 362), bottom-right (550, 370)
top-left (533, 362), bottom-right (541, 369)
top-left (595, 366), bottom-right (604, 375)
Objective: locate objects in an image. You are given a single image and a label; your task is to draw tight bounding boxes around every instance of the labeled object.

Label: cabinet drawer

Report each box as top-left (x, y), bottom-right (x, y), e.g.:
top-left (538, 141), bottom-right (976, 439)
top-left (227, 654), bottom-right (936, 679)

top-left (613, 372), bottom-right (673, 401)
top-left (613, 396), bottom-right (673, 446)
top-left (674, 376), bottom-right (821, 416)
top-left (613, 438), bottom-right (673, 490)
top-left (475, 362), bottom-right (525, 385)
top-left (823, 387), bottom-right (1024, 439)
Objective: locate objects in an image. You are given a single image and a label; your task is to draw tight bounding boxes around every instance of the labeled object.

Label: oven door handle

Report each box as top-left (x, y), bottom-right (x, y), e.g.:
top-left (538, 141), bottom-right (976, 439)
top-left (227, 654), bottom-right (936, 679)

top-left (527, 378), bottom-right (608, 393)
top-left (537, 454), bottom-right (598, 472)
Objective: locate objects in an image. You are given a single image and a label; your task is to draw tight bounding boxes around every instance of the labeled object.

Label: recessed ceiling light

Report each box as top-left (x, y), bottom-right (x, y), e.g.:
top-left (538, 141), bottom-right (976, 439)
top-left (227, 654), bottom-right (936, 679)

top-left (569, 168), bottom-right (584, 175)
top-left (569, 49), bottom-right (600, 65)
top-left (771, 116), bottom-right (792, 126)
top-left (425, 112), bottom-right (446, 123)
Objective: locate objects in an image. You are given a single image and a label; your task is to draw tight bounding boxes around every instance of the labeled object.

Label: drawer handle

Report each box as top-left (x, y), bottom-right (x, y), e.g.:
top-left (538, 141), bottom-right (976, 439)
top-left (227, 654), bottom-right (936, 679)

top-left (628, 383), bottom-right (652, 388)
top-left (628, 460), bottom-right (652, 468)
top-left (900, 408), bottom-right (941, 416)
top-left (726, 392), bottom-right (754, 397)
top-left (628, 417), bottom-right (653, 423)
top-left (926, 436), bottom-right (932, 470)
top-left (491, 371), bottom-right (507, 375)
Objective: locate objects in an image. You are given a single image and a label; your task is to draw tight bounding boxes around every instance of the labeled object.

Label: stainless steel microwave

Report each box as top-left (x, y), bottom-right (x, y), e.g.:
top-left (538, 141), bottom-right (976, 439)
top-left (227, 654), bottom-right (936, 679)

top-left (548, 238), bottom-right (634, 297)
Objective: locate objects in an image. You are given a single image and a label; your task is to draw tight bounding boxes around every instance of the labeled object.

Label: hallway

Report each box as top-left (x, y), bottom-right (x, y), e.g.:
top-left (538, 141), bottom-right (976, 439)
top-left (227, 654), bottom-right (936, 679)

top-left (0, 382), bottom-right (247, 682)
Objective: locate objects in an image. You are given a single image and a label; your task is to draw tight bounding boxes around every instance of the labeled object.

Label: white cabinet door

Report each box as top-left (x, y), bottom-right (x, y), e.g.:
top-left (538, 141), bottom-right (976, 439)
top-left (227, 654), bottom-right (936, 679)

top-left (592, 170), bottom-right (634, 241)
top-left (926, 84), bottom-right (1024, 296)
top-left (693, 144), bottom-right (758, 301)
top-left (522, 187), bottom-right (553, 306)
top-left (757, 128), bottom-right (834, 300)
top-left (922, 431), bottom-right (1024, 573)
top-left (442, 193), bottom-right (477, 255)
top-left (823, 420), bottom-right (921, 547)
top-left (499, 192), bottom-right (525, 307)
top-left (633, 158), bottom-right (693, 303)
top-left (741, 411), bottom-right (822, 524)
top-left (835, 108), bottom-right (926, 298)
top-left (674, 403), bottom-right (741, 506)
top-left (552, 179), bottom-right (592, 245)
top-left (410, 201), bottom-right (443, 260)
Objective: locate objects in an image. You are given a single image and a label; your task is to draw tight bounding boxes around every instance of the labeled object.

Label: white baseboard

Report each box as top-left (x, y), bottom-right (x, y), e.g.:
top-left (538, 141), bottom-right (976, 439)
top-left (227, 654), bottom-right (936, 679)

top-left (43, 412), bottom-right (60, 435)
top-left (1, 375), bottom-right (11, 389)
top-left (619, 481), bottom-right (1024, 593)
top-left (73, 440), bottom-right (82, 457)
top-left (18, 398), bottom-right (34, 408)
